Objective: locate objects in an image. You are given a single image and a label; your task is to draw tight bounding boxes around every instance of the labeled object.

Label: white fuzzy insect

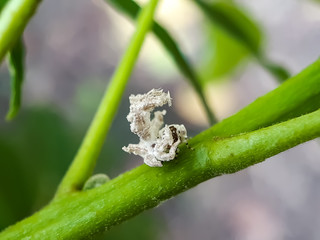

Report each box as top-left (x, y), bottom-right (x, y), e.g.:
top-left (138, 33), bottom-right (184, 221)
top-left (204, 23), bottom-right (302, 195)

top-left (122, 89), bottom-right (188, 167)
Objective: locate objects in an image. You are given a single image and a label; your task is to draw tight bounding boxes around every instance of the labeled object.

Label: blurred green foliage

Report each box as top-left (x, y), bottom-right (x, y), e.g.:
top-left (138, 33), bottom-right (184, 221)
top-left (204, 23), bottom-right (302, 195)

top-left (195, 1), bottom-right (261, 54)
top-left (0, 104), bottom-right (163, 239)
top-left (199, 22), bottom-right (250, 82)
top-left (195, 0), bottom-right (289, 82)
top-left (0, 108), bottom-right (75, 229)
top-left (197, 1), bottom-right (260, 82)
top-left (0, 0), bottom-right (8, 11)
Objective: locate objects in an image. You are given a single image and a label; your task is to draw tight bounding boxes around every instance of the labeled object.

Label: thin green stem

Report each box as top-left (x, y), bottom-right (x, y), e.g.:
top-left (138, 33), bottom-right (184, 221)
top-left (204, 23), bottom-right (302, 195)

top-left (0, 0), bottom-right (41, 62)
top-left (107, 0), bottom-right (217, 125)
top-left (2, 108), bottom-right (319, 239)
top-left (255, 54), bottom-right (290, 82)
top-left (55, 0), bottom-right (160, 197)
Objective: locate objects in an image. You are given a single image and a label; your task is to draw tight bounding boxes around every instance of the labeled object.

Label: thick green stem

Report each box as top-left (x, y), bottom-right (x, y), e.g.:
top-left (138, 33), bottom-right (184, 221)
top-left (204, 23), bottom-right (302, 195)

top-left (55, 0), bottom-right (160, 196)
top-left (1, 108), bottom-right (319, 239)
top-left (197, 59), bottom-right (320, 139)
top-left (0, 0), bottom-right (41, 62)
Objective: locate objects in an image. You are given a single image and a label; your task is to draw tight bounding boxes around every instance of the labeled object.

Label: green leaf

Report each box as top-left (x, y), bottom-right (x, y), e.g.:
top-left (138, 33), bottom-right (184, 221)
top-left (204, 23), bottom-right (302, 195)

top-left (258, 57), bottom-right (291, 82)
top-left (5, 37), bottom-right (25, 121)
top-left (196, 1), bottom-right (261, 53)
top-left (194, 0), bottom-right (290, 82)
top-left (199, 21), bottom-right (249, 82)
top-left (106, 0), bottom-right (217, 125)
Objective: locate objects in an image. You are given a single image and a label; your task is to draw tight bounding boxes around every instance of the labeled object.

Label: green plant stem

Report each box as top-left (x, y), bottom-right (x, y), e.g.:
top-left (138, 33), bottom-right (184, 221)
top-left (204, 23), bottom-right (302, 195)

top-left (198, 59), bottom-right (320, 139)
top-left (2, 108), bottom-right (320, 239)
top-left (55, 0), bottom-right (160, 197)
top-left (0, 0), bottom-right (41, 62)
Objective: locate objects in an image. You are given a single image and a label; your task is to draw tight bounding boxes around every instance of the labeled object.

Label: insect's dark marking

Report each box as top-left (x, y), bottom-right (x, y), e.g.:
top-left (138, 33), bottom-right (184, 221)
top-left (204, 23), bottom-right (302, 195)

top-left (169, 126), bottom-right (178, 143)
top-left (165, 144), bottom-right (171, 153)
top-left (151, 143), bottom-right (156, 148)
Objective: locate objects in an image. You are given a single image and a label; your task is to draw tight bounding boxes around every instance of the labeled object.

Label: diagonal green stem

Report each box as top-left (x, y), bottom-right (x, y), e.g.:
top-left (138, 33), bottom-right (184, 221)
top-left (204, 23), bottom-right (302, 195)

top-left (0, 0), bottom-right (41, 62)
top-left (198, 59), bottom-right (320, 139)
top-left (107, 0), bottom-right (217, 125)
top-left (55, 0), bottom-right (160, 197)
top-left (2, 108), bottom-right (320, 239)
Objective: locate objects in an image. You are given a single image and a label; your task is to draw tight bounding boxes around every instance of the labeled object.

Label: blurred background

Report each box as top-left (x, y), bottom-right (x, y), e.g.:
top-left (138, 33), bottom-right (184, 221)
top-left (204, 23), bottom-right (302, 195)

top-left (1, 0), bottom-right (320, 239)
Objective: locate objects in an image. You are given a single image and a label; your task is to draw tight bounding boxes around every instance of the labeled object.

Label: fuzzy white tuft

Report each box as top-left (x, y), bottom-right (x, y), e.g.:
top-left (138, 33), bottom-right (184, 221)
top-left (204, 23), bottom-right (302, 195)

top-left (122, 89), bottom-right (187, 167)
